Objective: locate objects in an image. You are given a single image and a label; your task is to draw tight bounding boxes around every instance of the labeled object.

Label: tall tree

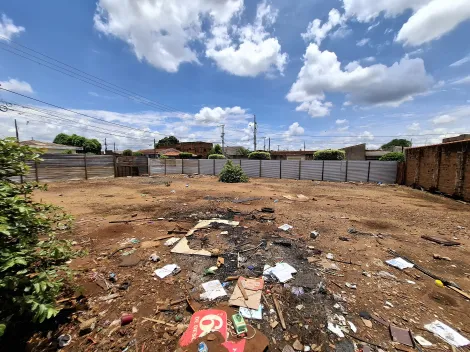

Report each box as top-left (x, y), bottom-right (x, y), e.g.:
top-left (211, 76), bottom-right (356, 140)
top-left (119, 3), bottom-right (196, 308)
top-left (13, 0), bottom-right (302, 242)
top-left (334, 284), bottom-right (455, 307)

top-left (52, 134), bottom-right (102, 154)
top-left (381, 139), bottom-right (412, 151)
top-left (156, 136), bottom-right (179, 147)
top-left (209, 144), bottom-right (223, 155)
top-left (53, 133), bottom-right (71, 145)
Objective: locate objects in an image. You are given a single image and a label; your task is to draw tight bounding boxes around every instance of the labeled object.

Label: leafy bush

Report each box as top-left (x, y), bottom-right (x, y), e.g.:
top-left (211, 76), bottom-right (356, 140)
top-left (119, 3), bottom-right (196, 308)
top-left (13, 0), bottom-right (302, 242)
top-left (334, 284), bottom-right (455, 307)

top-left (53, 133), bottom-right (101, 154)
top-left (314, 149), bottom-right (345, 160)
top-left (179, 152), bottom-right (193, 159)
top-left (208, 154), bottom-right (226, 159)
top-left (379, 152), bottom-right (405, 162)
top-left (209, 144), bottom-right (223, 156)
top-left (63, 150), bottom-right (73, 154)
top-left (156, 136), bottom-right (179, 147)
top-left (248, 151), bottom-right (271, 160)
top-left (236, 147), bottom-right (250, 157)
top-left (132, 151), bottom-right (143, 156)
top-left (381, 139), bottom-right (411, 151)
top-left (122, 149), bottom-right (132, 156)
top-left (160, 155), bottom-right (169, 159)
top-left (0, 138), bottom-right (77, 336)
top-left (219, 160), bottom-right (249, 183)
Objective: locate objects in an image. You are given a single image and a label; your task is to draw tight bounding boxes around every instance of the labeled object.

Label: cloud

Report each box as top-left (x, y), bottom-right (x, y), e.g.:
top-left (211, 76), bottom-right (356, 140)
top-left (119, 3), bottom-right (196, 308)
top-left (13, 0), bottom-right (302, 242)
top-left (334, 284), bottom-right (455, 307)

top-left (284, 122), bottom-right (304, 138)
top-left (0, 14), bottom-right (25, 41)
top-left (367, 22), bottom-right (380, 31)
top-left (450, 55), bottom-right (470, 67)
top-left (337, 126), bottom-right (349, 132)
top-left (343, 0), bottom-right (432, 22)
top-left (356, 38), bottom-right (370, 46)
top-left (362, 56), bottom-right (376, 63)
top-left (407, 122), bottom-right (421, 131)
top-left (205, 1), bottom-right (288, 77)
top-left (194, 106), bottom-right (246, 124)
top-left (301, 9), bottom-right (346, 45)
top-left (94, 0), bottom-right (243, 73)
top-left (286, 43), bottom-right (433, 117)
top-left (432, 114), bottom-right (457, 125)
top-left (451, 75), bottom-right (470, 85)
top-left (0, 78), bottom-right (33, 93)
top-left (336, 119), bottom-right (348, 125)
top-left (358, 131), bottom-right (374, 141)
top-left (396, 0), bottom-right (470, 46)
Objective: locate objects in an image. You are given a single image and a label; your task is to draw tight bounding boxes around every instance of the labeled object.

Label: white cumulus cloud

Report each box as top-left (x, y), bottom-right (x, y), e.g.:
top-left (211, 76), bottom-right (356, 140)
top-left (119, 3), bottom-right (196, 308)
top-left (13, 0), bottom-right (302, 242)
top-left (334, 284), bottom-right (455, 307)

top-left (286, 43), bottom-right (433, 117)
top-left (432, 114), bottom-right (457, 125)
top-left (356, 38), bottom-right (370, 47)
top-left (194, 106), bottom-right (246, 124)
top-left (301, 9), bottom-right (346, 45)
top-left (0, 78), bottom-right (33, 93)
top-left (0, 14), bottom-right (25, 41)
top-left (336, 119), bottom-right (348, 125)
top-left (450, 55), bottom-right (470, 68)
top-left (451, 75), bottom-right (470, 85)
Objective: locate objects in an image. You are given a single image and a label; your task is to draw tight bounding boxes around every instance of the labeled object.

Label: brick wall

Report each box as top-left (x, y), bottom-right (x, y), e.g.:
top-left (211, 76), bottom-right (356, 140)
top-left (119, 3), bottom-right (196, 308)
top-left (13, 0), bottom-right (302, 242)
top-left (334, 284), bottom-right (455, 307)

top-left (405, 140), bottom-right (470, 201)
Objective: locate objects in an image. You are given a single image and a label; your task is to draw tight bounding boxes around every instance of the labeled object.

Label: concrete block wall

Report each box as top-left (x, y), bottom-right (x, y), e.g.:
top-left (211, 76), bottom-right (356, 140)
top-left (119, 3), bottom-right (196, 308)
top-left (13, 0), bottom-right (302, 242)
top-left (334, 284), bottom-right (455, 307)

top-left (405, 140), bottom-right (470, 201)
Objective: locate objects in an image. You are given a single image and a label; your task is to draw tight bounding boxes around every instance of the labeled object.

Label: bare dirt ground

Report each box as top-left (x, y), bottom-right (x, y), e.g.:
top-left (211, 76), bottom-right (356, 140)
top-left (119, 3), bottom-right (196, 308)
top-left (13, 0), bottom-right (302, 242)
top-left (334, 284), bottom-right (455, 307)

top-left (23, 175), bottom-right (470, 351)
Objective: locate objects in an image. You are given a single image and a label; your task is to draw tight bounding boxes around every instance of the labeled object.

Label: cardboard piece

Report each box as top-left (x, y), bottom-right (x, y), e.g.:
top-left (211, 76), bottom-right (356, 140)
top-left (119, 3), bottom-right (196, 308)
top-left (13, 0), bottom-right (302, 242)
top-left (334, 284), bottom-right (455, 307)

top-left (229, 277), bottom-right (263, 310)
top-left (282, 194), bottom-right (309, 202)
top-left (239, 305), bottom-right (263, 320)
top-left (171, 237), bottom-right (212, 256)
top-left (186, 219), bottom-right (239, 237)
top-left (386, 257), bottom-right (414, 270)
top-left (390, 325), bottom-right (414, 347)
top-left (200, 280), bottom-right (227, 301)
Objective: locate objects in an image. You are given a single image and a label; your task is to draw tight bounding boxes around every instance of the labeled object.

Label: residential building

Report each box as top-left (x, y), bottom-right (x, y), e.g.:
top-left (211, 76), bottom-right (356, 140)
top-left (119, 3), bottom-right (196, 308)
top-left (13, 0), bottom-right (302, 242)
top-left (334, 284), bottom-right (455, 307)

top-left (342, 143), bottom-right (405, 160)
top-left (157, 142), bottom-right (213, 158)
top-left (270, 150), bottom-right (315, 160)
top-left (19, 140), bottom-right (82, 154)
top-left (443, 134), bottom-right (470, 143)
top-left (224, 146), bottom-right (249, 159)
top-left (138, 148), bottom-right (186, 158)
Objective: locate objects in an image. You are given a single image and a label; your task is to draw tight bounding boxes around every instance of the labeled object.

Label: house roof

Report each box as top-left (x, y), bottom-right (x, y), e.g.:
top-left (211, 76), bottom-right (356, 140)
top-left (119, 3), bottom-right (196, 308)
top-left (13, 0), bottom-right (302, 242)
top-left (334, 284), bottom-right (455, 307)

top-left (224, 146), bottom-right (245, 155)
top-left (19, 140), bottom-right (82, 150)
top-left (270, 150), bottom-right (316, 156)
top-left (139, 148), bottom-right (191, 157)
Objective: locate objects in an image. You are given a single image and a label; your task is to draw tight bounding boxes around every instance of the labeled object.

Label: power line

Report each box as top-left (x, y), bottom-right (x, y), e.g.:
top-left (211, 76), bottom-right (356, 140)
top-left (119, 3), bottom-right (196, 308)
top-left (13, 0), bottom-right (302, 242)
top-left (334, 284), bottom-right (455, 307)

top-left (0, 37), bottom-right (184, 113)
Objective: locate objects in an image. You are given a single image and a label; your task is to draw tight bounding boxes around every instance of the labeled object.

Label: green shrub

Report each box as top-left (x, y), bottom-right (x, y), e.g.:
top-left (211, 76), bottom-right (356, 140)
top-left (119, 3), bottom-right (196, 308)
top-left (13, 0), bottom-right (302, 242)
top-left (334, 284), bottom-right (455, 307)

top-left (160, 155), bottom-right (169, 159)
top-left (209, 144), bottom-right (223, 156)
top-left (208, 154), bottom-right (226, 159)
top-left (63, 150), bottom-right (73, 154)
top-left (179, 152), bottom-right (192, 159)
top-left (379, 152), bottom-right (405, 162)
top-left (122, 149), bottom-right (132, 156)
top-left (0, 138), bottom-right (77, 336)
top-left (314, 149), bottom-right (345, 160)
top-left (248, 151), bottom-right (271, 160)
top-left (219, 160), bottom-right (249, 183)
top-left (132, 151), bottom-right (143, 156)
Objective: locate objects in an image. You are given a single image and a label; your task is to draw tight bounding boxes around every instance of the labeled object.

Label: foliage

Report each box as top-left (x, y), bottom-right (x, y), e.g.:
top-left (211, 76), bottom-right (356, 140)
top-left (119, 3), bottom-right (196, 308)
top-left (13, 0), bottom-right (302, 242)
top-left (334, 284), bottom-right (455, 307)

top-left (156, 136), bottom-right (179, 147)
top-left (219, 160), bottom-right (249, 183)
top-left (179, 152), bottom-right (192, 159)
top-left (208, 154), bottom-right (226, 159)
top-left (159, 155), bottom-right (169, 159)
top-left (122, 149), bottom-right (133, 156)
top-left (53, 133), bottom-right (101, 154)
top-left (0, 138), bottom-right (77, 336)
top-left (381, 139), bottom-right (412, 151)
top-left (314, 149), bottom-right (345, 160)
top-left (63, 150), bottom-right (73, 154)
top-left (248, 151), bottom-right (271, 160)
top-left (209, 144), bottom-right (223, 156)
top-left (132, 152), bottom-right (143, 156)
top-left (379, 152), bottom-right (405, 162)
top-left (236, 147), bottom-right (250, 157)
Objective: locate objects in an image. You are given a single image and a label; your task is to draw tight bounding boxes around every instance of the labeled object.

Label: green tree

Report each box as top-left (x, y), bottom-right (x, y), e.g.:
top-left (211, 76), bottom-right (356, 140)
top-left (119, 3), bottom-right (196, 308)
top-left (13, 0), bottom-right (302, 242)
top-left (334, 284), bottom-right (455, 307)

top-left (219, 160), bottom-right (249, 183)
top-left (179, 152), bottom-right (192, 159)
top-left (156, 136), bottom-right (179, 147)
top-left (248, 151), bottom-right (271, 160)
top-left (208, 154), bottom-right (226, 159)
top-left (53, 133), bottom-right (71, 145)
top-left (381, 139), bottom-right (412, 151)
top-left (236, 147), bottom-right (250, 157)
top-left (122, 149), bottom-right (132, 156)
top-left (379, 152), bottom-right (405, 162)
top-left (132, 151), bottom-right (143, 156)
top-left (82, 138), bottom-right (101, 154)
top-left (0, 138), bottom-right (77, 336)
top-left (314, 149), bottom-right (345, 160)
top-left (209, 144), bottom-right (223, 156)
top-left (52, 134), bottom-right (101, 154)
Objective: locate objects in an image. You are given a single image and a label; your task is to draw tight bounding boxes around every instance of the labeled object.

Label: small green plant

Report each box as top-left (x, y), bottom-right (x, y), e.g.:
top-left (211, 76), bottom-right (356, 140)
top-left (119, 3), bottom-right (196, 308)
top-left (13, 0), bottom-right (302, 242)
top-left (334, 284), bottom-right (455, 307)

top-left (122, 149), bottom-right (132, 156)
top-left (132, 151), bottom-right (143, 156)
top-left (379, 152), bottom-right (405, 162)
top-left (219, 160), bottom-right (249, 183)
top-left (160, 155), bottom-right (169, 159)
top-left (209, 144), bottom-right (223, 156)
top-left (63, 150), bottom-right (73, 154)
top-left (314, 149), bottom-right (345, 160)
top-left (248, 151), bottom-right (271, 160)
top-left (179, 152), bottom-right (192, 159)
top-left (0, 138), bottom-right (77, 336)
top-left (208, 154), bottom-right (226, 159)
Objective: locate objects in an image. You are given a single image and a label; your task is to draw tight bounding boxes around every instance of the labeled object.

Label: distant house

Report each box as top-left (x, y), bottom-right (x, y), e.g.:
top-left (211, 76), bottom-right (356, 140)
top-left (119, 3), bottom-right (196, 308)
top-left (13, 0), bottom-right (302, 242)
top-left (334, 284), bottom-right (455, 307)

top-left (138, 148), bottom-right (195, 159)
top-left (342, 143), bottom-right (404, 160)
top-left (270, 150), bottom-right (316, 160)
top-left (19, 140), bottom-right (82, 154)
top-left (157, 142), bottom-right (213, 158)
top-left (224, 146), bottom-right (248, 159)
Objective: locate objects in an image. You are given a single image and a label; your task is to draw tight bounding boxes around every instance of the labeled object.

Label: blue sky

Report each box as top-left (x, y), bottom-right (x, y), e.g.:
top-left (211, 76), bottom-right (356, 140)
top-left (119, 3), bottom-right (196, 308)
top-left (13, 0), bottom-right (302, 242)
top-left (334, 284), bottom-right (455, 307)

top-left (0, 0), bottom-right (469, 151)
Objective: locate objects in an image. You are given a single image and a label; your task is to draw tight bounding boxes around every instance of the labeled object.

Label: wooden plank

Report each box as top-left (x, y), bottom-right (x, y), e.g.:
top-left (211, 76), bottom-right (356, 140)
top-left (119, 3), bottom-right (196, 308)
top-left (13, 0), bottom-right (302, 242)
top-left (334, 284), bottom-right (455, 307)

top-left (273, 295), bottom-right (286, 330)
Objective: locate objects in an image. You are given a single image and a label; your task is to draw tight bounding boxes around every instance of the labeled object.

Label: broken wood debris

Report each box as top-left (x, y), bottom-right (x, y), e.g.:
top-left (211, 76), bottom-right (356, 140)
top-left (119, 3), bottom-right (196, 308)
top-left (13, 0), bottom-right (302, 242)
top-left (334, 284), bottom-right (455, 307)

top-left (421, 235), bottom-right (460, 246)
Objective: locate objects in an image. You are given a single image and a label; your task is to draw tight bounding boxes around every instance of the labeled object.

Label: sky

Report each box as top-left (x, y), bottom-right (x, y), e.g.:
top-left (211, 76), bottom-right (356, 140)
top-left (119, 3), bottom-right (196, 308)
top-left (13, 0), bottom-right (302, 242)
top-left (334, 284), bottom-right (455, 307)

top-left (0, 0), bottom-right (470, 151)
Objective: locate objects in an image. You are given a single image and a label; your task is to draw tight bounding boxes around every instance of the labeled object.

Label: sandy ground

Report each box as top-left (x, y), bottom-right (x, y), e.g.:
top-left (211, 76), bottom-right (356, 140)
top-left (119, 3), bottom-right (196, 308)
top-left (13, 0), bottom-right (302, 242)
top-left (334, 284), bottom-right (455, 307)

top-left (23, 175), bottom-right (470, 352)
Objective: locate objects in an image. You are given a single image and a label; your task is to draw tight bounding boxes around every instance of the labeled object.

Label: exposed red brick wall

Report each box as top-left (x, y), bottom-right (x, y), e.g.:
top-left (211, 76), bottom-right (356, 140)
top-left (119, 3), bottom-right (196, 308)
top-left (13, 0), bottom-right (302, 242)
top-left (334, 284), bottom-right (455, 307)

top-left (405, 141), bottom-right (470, 201)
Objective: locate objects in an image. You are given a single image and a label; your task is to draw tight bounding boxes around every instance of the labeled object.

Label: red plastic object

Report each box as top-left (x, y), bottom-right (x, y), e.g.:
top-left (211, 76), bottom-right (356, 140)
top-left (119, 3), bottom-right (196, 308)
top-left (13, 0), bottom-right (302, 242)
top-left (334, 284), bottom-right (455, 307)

top-left (121, 313), bottom-right (133, 326)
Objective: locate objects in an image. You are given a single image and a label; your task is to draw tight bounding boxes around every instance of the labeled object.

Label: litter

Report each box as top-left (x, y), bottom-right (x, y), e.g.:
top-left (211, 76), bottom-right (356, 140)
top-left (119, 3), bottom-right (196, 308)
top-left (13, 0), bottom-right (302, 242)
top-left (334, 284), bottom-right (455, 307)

top-left (164, 237), bottom-right (180, 246)
top-left (421, 235), bottom-right (460, 246)
top-left (200, 280), bottom-right (227, 301)
top-left (361, 318), bottom-right (372, 328)
top-left (283, 194), bottom-right (309, 202)
top-left (229, 277), bottom-right (263, 310)
top-left (328, 322), bottom-right (345, 338)
top-left (385, 301), bottom-right (394, 308)
top-left (424, 320), bottom-right (470, 347)
top-left (278, 224), bottom-right (293, 231)
top-left (171, 237), bottom-right (212, 256)
top-left (386, 257), bottom-right (414, 270)
top-left (345, 282), bottom-right (357, 289)
top-left (390, 325), bottom-right (413, 347)
top-left (348, 321), bottom-right (357, 333)
top-left (264, 263), bottom-right (297, 283)
top-left (58, 334), bottom-right (72, 348)
top-left (414, 336), bottom-right (433, 347)
top-left (378, 271), bottom-right (398, 280)
top-left (291, 286), bottom-right (304, 296)
top-left (149, 253), bottom-right (160, 262)
top-left (154, 264), bottom-right (180, 279)
top-left (310, 231), bottom-right (320, 239)
top-left (239, 304), bottom-right (263, 320)
top-left (326, 253), bottom-right (334, 260)
top-left (204, 266), bottom-right (219, 275)
top-left (293, 340), bottom-right (304, 351)
top-left (433, 254), bottom-right (451, 261)
top-left (121, 313), bottom-right (133, 326)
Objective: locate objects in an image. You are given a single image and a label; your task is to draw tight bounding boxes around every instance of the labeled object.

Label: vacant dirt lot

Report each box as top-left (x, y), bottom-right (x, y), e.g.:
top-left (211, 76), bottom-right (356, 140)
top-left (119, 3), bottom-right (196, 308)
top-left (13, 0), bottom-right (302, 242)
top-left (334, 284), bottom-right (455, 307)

top-left (24, 175), bottom-right (470, 351)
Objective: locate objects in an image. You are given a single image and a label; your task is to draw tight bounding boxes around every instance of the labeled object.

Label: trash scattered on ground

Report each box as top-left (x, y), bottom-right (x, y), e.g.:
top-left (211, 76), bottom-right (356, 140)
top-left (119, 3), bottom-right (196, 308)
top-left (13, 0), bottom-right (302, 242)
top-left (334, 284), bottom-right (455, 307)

top-left (326, 253), bottom-right (334, 260)
top-left (233, 197), bottom-right (262, 204)
top-left (433, 254), bottom-right (451, 261)
top-left (200, 280), bottom-right (227, 300)
top-left (154, 264), bottom-right (180, 278)
top-left (345, 282), bottom-right (357, 289)
top-left (424, 320), bottom-right (470, 347)
top-left (421, 235), bottom-right (461, 246)
top-left (58, 334), bottom-right (72, 347)
top-left (164, 237), bottom-right (180, 246)
top-left (414, 335), bottom-right (433, 347)
top-left (261, 207), bottom-right (275, 213)
top-left (283, 194), bottom-right (309, 202)
top-left (348, 321), bottom-right (357, 333)
top-left (384, 301), bottom-right (394, 308)
top-left (327, 322), bottom-right (345, 337)
top-left (229, 277), bottom-right (263, 309)
top-left (264, 263), bottom-right (297, 283)
top-left (204, 266), bottom-right (219, 275)
top-left (239, 304), bottom-right (263, 320)
top-left (390, 325), bottom-right (413, 346)
top-left (386, 257), bottom-right (414, 270)
top-left (278, 224), bottom-right (293, 231)
top-left (120, 313), bottom-right (133, 326)
top-left (149, 253), bottom-right (160, 262)
top-left (310, 230), bottom-right (319, 239)
top-left (377, 271), bottom-right (398, 280)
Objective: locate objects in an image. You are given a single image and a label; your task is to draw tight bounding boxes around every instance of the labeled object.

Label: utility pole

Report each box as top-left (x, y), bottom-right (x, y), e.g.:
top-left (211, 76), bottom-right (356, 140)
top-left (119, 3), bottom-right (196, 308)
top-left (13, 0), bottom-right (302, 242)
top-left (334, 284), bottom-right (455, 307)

top-left (221, 124), bottom-right (225, 155)
top-left (268, 138), bottom-right (271, 152)
top-left (114, 142), bottom-right (116, 153)
top-left (14, 119), bottom-right (19, 141)
top-left (154, 138), bottom-right (156, 159)
top-left (304, 141), bottom-right (306, 151)
top-left (104, 138), bottom-right (108, 154)
top-left (263, 137), bottom-right (266, 151)
top-left (277, 145), bottom-right (280, 151)
top-left (253, 114), bottom-right (257, 151)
